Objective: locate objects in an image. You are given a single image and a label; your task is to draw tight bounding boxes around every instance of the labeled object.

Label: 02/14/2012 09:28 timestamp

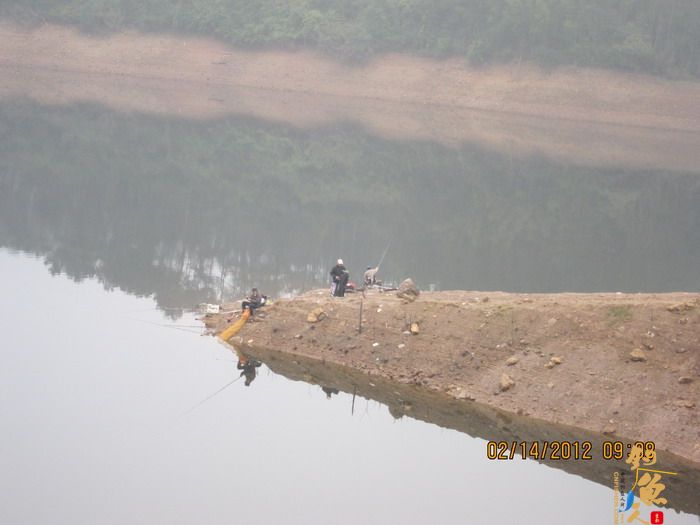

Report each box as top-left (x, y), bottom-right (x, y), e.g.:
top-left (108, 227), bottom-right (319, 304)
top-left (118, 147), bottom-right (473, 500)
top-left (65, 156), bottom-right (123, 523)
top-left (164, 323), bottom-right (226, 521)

top-left (486, 441), bottom-right (656, 461)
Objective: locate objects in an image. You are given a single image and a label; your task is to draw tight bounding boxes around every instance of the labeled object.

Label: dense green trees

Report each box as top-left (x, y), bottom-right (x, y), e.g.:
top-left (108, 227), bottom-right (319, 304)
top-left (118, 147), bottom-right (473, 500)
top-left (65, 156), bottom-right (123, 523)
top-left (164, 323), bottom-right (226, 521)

top-left (2, 0), bottom-right (699, 78)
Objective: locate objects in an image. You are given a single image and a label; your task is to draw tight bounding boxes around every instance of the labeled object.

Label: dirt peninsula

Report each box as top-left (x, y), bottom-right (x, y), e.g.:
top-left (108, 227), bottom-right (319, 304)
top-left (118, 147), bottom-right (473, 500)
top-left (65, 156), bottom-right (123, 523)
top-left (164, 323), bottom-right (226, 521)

top-left (206, 289), bottom-right (700, 466)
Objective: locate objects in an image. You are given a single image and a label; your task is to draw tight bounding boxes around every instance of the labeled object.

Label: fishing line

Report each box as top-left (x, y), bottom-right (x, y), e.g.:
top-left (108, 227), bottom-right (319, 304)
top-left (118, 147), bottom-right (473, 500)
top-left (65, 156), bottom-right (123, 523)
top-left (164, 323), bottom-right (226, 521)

top-left (121, 306), bottom-right (193, 315)
top-left (124, 317), bottom-right (202, 334)
top-left (179, 375), bottom-right (243, 417)
top-left (376, 241), bottom-right (391, 268)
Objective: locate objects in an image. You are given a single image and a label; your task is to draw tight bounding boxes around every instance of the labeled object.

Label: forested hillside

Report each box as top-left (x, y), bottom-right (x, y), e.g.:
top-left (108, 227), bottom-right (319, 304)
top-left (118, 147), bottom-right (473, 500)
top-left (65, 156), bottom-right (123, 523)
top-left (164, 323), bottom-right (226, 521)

top-left (2, 0), bottom-right (699, 78)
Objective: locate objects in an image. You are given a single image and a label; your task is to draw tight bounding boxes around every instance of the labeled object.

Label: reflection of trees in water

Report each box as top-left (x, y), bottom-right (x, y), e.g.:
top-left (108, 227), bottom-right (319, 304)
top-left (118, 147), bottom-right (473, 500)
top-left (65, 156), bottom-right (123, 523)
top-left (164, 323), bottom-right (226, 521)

top-left (0, 101), bottom-right (698, 316)
top-left (1, 163), bottom-right (325, 315)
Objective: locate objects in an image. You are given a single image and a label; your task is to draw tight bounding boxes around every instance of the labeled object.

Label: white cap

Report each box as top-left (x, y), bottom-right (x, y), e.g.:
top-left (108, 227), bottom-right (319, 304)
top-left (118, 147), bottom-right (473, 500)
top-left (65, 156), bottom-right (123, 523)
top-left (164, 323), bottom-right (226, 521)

top-left (337, 259), bottom-right (343, 265)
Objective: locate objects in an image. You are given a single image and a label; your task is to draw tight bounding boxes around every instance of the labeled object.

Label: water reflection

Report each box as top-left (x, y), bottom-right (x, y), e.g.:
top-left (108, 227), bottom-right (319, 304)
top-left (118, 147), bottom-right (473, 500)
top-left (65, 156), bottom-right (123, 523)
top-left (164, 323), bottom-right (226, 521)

top-left (2, 18), bottom-right (698, 525)
top-left (321, 386), bottom-right (340, 399)
top-left (1, 100), bottom-right (698, 317)
top-left (243, 343), bottom-right (700, 518)
top-left (235, 348), bottom-right (262, 387)
top-left (2, 24), bottom-right (699, 173)
top-left (2, 249), bottom-right (698, 525)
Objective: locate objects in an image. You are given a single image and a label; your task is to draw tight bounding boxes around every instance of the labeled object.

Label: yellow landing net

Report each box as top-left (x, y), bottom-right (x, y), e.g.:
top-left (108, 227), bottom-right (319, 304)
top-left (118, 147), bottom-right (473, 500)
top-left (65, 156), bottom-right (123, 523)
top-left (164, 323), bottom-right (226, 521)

top-left (218, 308), bottom-right (251, 342)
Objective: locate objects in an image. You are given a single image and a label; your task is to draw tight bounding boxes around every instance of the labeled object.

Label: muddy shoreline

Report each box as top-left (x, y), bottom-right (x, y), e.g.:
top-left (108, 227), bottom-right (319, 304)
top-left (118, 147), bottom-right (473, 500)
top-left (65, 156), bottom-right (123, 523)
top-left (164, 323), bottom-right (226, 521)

top-left (206, 289), bottom-right (699, 469)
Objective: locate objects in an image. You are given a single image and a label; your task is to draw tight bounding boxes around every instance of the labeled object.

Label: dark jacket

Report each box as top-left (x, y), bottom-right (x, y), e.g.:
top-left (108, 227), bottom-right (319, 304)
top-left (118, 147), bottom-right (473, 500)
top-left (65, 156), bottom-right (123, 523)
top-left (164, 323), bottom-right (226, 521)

top-left (330, 264), bottom-right (347, 281)
top-left (242, 289), bottom-right (266, 312)
top-left (248, 290), bottom-right (264, 307)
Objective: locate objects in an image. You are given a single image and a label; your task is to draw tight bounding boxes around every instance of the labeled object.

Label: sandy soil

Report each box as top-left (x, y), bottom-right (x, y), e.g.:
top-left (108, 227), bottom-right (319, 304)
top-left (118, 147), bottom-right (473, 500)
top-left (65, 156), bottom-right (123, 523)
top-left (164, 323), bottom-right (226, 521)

top-left (207, 289), bottom-right (700, 465)
top-left (1, 23), bottom-right (699, 172)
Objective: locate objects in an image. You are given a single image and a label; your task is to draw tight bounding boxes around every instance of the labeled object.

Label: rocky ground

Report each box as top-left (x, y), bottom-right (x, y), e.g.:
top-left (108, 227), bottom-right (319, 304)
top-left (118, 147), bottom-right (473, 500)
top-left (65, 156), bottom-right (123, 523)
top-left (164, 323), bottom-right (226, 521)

top-left (205, 288), bottom-right (700, 465)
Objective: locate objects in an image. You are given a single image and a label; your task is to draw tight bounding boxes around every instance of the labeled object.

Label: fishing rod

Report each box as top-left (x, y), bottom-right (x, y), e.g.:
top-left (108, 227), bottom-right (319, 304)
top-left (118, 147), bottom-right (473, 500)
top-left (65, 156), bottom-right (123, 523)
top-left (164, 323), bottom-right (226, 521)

top-left (124, 317), bottom-right (202, 334)
top-left (376, 241), bottom-right (391, 269)
top-left (363, 241), bottom-right (391, 291)
top-left (180, 374), bottom-right (244, 417)
top-left (122, 306), bottom-right (192, 314)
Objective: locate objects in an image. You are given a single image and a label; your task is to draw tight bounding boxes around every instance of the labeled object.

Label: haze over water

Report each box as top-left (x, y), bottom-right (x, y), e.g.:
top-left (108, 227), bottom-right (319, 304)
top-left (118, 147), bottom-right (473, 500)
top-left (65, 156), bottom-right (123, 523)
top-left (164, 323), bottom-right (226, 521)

top-left (3, 250), bottom-right (698, 525)
top-left (1, 8), bottom-right (699, 524)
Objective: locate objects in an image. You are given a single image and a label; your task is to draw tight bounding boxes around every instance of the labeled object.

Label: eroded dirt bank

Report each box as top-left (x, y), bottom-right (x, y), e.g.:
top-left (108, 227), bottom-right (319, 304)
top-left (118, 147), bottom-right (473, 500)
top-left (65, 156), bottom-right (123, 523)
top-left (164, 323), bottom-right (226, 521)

top-left (1, 23), bottom-right (699, 172)
top-left (207, 289), bottom-right (699, 467)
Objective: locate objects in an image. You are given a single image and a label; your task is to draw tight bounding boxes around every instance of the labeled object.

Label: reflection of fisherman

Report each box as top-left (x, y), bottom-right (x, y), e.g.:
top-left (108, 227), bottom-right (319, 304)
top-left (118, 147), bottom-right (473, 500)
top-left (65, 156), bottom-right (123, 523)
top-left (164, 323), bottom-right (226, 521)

top-left (321, 386), bottom-right (340, 399)
top-left (363, 266), bottom-right (379, 287)
top-left (330, 259), bottom-right (349, 297)
top-left (235, 348), bottom-right (262, 387)
top-left (242, 287), bottom-right (267, 315)
top-left (388, 404), bottom-right (405, 420)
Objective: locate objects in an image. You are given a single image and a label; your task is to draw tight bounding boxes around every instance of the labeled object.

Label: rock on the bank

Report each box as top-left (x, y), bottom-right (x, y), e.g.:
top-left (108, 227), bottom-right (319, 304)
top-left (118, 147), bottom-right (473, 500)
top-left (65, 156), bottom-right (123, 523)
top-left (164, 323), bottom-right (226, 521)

top-left (397, 278), bottom-right (420, 302)
top-left (307, 307), bottom-right (327, 323)
top-left (629, 349), bottom-right (647, 362)
top-left (500, 373), bottom-right (515, 391)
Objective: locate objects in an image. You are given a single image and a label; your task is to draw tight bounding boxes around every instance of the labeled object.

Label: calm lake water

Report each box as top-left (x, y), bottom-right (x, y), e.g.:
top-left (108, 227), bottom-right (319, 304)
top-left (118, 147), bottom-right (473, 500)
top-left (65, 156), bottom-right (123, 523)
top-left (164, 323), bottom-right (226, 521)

top-left (1, 77), bottom-right (699, 523)
top-left (2, 250), bottom-right (697, 525)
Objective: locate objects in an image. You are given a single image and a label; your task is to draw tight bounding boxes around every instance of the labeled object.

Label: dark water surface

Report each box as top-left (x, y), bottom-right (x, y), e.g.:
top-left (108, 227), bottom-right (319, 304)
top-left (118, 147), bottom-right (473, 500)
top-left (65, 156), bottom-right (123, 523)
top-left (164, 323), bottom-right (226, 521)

top-left (1, 100), bottom-right (699, 313)
top-left (2, 250), bottom-right (697, 525)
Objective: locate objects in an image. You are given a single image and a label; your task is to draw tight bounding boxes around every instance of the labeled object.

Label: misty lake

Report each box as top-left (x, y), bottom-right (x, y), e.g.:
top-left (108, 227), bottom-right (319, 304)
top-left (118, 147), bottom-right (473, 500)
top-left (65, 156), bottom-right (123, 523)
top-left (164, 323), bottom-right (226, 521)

top-left (1, 33), bottom-right (700, 522)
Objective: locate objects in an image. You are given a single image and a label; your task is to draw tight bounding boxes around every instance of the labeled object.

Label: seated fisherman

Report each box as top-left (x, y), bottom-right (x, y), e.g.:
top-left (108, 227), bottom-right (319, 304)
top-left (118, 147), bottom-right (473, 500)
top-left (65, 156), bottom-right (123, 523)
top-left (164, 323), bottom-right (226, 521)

top-left (241, 287), bottom-right (267, 315)
top-left (363, 266), bottom-right (379, 287)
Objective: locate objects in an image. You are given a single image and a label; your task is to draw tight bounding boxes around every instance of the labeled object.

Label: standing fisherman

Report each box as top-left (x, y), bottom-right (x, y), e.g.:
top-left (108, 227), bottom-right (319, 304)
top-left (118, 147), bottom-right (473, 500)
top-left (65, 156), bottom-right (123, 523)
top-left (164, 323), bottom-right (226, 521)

top-left (330, 259), bottom-right (349, 297)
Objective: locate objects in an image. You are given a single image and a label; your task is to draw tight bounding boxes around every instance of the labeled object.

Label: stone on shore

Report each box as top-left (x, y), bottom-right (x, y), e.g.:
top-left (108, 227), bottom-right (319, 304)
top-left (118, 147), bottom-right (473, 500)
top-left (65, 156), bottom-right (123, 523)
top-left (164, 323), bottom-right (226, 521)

top-left (397, 278), bottom-right (420, 302)
top-left (307, 307), bottom-right (327, 323)
top-left (500, 373), bottom-right (515, 392)
top-left (629, 349), bottom-right (647, 362)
